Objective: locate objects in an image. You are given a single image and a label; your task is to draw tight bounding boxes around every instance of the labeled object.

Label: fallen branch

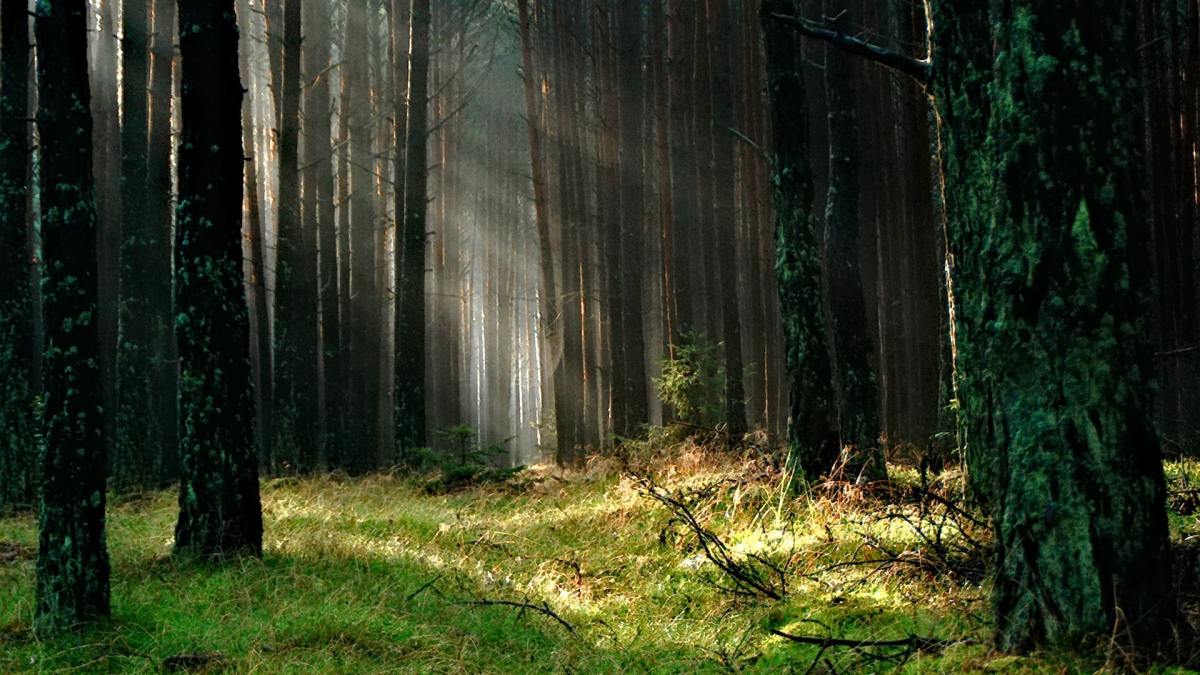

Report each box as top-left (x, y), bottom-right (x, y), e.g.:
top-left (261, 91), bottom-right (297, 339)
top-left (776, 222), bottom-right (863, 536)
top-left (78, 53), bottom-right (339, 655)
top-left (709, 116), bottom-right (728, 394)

top-left (634, 474), bottom-right (789, 600)
top-left (464, 599), bottom-right (577, 635)
top-left (770, 629), bottom-right (966, 653)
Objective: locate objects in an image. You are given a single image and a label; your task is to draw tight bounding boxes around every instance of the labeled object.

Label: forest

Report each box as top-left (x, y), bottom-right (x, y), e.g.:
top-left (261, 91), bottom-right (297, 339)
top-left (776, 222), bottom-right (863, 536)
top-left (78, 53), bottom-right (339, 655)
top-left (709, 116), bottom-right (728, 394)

top-left (1, 0), bottom-right (1199, 671)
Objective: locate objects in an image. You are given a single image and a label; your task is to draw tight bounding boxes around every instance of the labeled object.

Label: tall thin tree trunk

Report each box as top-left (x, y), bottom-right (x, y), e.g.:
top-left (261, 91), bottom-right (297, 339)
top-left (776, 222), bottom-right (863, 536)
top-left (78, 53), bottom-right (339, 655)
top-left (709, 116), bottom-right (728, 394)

top-left (274, 0), bottom-right (318, 471)
top-left (396, 0), bottom-right (430, 453)
top-left (34, 0), bottom-right (110, 632)
top-left (148, 0), bottom-right (179, 482)
top-left (0, 0), bottom-right (34, 512)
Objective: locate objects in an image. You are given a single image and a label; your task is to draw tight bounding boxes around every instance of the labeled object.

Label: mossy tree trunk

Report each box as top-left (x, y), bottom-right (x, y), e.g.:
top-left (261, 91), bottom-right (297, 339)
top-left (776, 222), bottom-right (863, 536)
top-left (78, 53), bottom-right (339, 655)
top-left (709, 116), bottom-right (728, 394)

top-left (0, 0), bottom-right (34, 512)
top-left (760, 0), bottom-right (840, 482)
top-left (932, 0), bottom-right (1173, 652)
top-left (395, 0), bottom-right (431, 455)
top-left (174, 0), bottom-right (263, 557)
top-left (33, 0), bottom-right (111, 632)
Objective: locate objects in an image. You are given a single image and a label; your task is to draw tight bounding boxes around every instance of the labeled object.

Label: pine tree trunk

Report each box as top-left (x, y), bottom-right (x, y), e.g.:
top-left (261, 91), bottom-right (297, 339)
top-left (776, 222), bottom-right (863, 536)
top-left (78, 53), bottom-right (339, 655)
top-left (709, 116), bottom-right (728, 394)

top-left (822, 16), bottom-right (883, 480)
top-left (303, 1), bottom-right (336, 468)
top-left (148, 0), bottom-right (178, 483)
top-left (34, 0), bottom-right (111, 632)
top-left (709, 0), bottom-right (746, 439)
top-left (0, 0), bottom-right (34, 512)
top-left (616, 0), bottom-right (648, 437)
top-left (274, 0), bottom-right (318, 470)
top-left (667, 0), bottom-right (696, 339)
top-left (174, 0), bottom-right (263, 557)
top-left (932, 0), bottom-right (1172, 651)
top-left (117, 0), bottom-right (165, 486)
top-left (760, 0), bottom-right (840, 481)
top-left (344, 0), bottom-right (377, 470)
top-left (396, 0), bottom-right (430, 453)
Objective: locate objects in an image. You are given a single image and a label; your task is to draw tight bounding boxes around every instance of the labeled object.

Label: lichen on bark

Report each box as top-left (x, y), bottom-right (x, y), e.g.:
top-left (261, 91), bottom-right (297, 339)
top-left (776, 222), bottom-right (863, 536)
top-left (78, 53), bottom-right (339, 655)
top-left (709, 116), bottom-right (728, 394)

top-left (932, 0), bottom-right (1173, 652)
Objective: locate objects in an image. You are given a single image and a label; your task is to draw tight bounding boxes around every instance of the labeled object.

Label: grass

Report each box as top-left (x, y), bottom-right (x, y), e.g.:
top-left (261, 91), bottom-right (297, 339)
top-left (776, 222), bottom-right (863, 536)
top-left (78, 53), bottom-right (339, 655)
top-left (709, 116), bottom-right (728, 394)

top-left (1, 446), bottom-right (1197, 673)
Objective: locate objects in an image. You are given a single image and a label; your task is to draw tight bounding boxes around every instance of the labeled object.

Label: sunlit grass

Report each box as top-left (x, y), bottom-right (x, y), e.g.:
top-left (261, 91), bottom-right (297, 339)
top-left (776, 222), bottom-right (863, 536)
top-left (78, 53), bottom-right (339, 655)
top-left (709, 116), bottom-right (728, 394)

top-left (2, 453), bottom-right (1193, 672)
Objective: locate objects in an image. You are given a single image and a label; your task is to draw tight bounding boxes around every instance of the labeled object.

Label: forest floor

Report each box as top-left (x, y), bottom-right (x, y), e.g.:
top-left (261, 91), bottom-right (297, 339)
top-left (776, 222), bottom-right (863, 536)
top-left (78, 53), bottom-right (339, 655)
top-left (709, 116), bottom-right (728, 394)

top-left (3, 441), bottom-right (1200, 673)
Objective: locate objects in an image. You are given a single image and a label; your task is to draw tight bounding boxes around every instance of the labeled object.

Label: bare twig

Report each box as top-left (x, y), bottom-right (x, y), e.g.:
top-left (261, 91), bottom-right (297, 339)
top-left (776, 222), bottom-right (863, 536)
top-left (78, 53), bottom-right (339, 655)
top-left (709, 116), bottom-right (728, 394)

top-left (464, 599), bottom-right (577, 635)
top-left (770, 629), bottom-right (967, 653)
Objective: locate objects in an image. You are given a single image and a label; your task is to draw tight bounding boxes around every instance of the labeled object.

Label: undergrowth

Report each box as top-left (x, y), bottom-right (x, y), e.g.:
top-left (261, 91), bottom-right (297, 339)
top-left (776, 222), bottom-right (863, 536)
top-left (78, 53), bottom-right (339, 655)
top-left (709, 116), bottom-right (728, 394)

top-left (0, 443), bottom-right (1197, 672)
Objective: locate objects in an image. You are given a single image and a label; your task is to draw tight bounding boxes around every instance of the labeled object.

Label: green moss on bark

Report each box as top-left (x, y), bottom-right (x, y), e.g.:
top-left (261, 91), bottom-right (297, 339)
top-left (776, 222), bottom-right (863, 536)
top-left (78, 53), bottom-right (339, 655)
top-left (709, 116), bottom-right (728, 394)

top-left (173, 0), bottom-right (263, 558)
top-left (762, 0), bottom-right (841, 482)
top-left (33, 0), bottom-right (111, 633)
top-left (932, 0), bottom-right (1172, 652)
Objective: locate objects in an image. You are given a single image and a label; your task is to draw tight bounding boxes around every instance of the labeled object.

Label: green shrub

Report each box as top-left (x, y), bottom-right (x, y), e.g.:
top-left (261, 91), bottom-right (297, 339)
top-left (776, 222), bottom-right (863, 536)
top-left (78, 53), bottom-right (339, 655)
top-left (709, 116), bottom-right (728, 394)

top-left (654, 330), bottom-right (725, 430)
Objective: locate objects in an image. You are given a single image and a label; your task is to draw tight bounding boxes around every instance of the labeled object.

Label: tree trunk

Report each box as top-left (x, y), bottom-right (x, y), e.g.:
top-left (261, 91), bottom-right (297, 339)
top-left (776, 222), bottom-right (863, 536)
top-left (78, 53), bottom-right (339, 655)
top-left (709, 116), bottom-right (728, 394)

top-left (274, 0), bottom-right (318, 471)
top-left (344, 0), bottom-right (377, 470)
top-left (667, 0), bottom-right (697, 339)
top-left (0, 0), bottom-right (34, 512)
top-left (709, 0), bottom-right (746, 439)
top-left (822, 14), bottom-right (883, 480)
top-left (932, 0), bottom-right (1172, 651)
top-left (148, 0), bottom-right (178, 483)
top-left (174, 0), bottom-right (263, 557)
top-left (33, 0), bottom-right (111, 632)
top-left (302, 0), bottom-right (334, 467)
top-left (396, 0), bottom-right (430, 453)
top-left (760, 0), bottom-right (840, 482)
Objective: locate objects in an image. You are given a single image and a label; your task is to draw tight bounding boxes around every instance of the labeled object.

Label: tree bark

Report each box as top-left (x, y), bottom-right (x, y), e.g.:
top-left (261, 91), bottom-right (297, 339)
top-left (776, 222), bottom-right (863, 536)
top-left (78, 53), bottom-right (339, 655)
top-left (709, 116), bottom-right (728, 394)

top-left (274, 0), bottom-right (319, 471)
top-left (396, 0), bottom-right (430, 453)
top-left (822, 12), bottom-right (883, 480)
top-left (932, 0), bottom-right (1173, 651)
top-left (174, 0), bottom-right (263, 557)
top-left (148, 0), bottom-right (178, 482)
top-left (33, 0), bottom-right (111, 632)
top-left (709, 0), bottom-right (746, 439)
top-left (0, 0), bottom-right (34, 512)
top-left (760, 0), bottom-right (840, 482)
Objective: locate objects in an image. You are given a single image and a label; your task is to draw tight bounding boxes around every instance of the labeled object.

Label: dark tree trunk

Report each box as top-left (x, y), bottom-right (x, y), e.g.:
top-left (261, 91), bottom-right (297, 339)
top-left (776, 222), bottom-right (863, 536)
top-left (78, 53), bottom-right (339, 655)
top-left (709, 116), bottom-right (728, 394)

top-left (0, 0), bottom-right (34, 512)
top-left (118, 0), bottom-right (171, 486)
top-left (667, 0), bottom-right (697, 339)
top-left (396, 0), bottom-right (430, 453)
top-left (822, 15), bottom-right (883, 479)
top-left (274, 0), bottom-right (318, 470)
top-left (174, 0), bottom-right (263, 557)
top-left (616, 0), bottom-right (648, 438)
top-left (932, 0), bottom-right (1172, 652)
top-left (709, 0), bottom-right (746, 439)
top-left (344, 0), bottom-right (377, 470)
top-left (303, 0), bottom-right (335, 467)
top-left (760, 0), bottom-right (840, 482)
top-left (549, 0), bottom-right (583, 460)
top-left (33, 0), bottom-right (111, 632)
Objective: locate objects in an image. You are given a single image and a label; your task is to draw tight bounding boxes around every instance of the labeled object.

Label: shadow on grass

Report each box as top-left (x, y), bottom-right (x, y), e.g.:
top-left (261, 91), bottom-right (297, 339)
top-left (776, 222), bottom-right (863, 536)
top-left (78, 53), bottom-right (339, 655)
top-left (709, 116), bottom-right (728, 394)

top-left (1, 546), bottom-right (729, 673)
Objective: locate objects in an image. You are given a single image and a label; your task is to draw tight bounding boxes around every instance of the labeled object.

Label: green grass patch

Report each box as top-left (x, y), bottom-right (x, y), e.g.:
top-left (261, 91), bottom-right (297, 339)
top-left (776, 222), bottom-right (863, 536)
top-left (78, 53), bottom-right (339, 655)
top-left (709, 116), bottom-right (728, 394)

top-left (2, 454), bottom-right (1195, 673)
